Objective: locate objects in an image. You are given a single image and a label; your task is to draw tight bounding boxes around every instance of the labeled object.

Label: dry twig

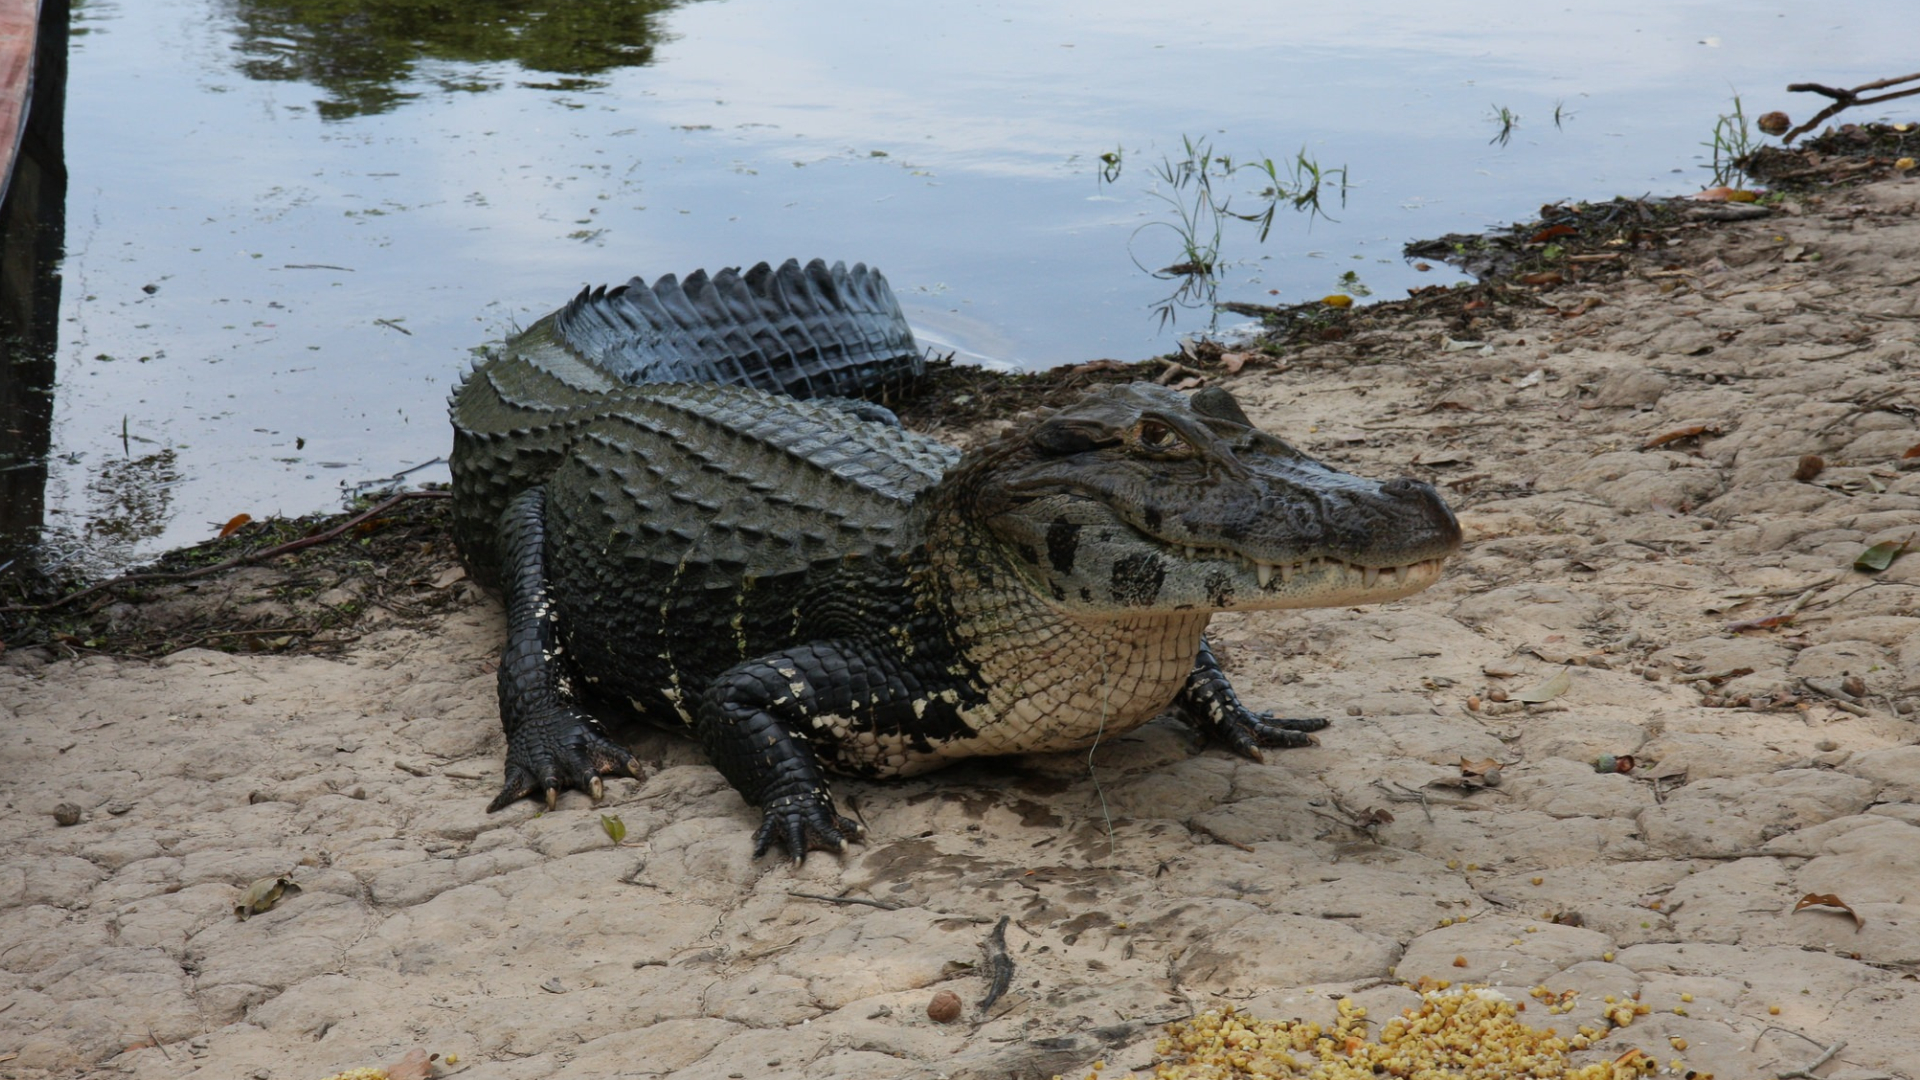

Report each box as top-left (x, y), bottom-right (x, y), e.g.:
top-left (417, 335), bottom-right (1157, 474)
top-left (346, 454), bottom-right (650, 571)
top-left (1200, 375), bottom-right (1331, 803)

top-left (1783, 72), bottom-right (1920, 143)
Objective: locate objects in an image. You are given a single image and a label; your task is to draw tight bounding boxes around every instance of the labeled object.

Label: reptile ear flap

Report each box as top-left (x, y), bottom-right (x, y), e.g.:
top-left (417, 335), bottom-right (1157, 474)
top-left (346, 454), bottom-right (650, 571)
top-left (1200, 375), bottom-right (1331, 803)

top-left (1190, 386), bottom-right (1252, 426)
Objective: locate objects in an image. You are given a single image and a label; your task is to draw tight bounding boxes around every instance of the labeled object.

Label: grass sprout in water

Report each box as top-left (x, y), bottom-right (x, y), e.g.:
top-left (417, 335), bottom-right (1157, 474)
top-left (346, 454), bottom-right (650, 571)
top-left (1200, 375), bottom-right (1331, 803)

top-left (1704, 93), bottom-right (1758, 188)
top-left (1489, 104), bottom-right (1521, 146)
top-left (1105, 136), bottom-right (1349, 330)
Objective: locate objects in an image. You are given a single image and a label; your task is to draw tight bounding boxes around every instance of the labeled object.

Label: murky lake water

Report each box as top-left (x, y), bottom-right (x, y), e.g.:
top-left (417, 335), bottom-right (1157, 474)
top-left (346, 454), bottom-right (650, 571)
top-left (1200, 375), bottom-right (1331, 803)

top-left (17, 0), bottom-right (1917, 567)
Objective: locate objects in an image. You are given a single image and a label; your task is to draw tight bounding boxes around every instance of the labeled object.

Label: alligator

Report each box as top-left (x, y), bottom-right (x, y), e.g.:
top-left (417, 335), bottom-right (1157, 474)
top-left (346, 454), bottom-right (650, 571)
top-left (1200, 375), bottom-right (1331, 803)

top-left (449, 257), bottom-right (1462, 862)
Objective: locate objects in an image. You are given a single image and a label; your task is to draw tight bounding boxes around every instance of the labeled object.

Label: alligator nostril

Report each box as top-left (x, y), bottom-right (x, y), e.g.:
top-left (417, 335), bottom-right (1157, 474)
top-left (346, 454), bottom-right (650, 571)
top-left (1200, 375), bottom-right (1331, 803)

top-left (1383, 477), bottom-right (1427, 497)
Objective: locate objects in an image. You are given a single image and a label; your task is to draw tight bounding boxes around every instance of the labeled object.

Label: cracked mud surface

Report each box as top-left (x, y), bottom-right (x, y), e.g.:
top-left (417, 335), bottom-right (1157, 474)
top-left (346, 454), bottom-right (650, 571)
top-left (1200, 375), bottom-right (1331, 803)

top-left (3, 174), bottom-right (1919, 1080)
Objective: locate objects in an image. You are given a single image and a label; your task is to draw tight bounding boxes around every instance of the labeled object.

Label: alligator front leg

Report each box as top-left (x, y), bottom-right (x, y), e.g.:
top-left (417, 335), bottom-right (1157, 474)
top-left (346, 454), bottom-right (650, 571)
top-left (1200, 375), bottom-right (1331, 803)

top-left (486, 487), bottom-right (644, 812)
top-left (696, 646), bottom-right (868, 864)
top-left (1172, 637), bottom-right (1329, 760)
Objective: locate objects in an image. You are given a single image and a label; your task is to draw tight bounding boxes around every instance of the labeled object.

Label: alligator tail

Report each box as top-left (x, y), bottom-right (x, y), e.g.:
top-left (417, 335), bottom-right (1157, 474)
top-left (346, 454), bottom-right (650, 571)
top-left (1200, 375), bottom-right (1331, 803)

top-left (551, 257), bottom-right (923, 402)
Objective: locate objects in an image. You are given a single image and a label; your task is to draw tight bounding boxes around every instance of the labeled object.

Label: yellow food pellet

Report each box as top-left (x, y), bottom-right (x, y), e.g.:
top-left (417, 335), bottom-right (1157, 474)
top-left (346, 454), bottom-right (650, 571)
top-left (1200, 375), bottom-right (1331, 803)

top-left (1453, 955), bottom-right (1468, 967)
top-left (1769, 1005), bottom-right (1782, 1015)
top-left (1680, 992), bottom-right (1693, 1003)
top-left (1531, 877), bottom-right (1544, 886)
top-left (1448, 859), bottom-right (1460, 870)
top-left (1674, 1006), bottom-right (1688, 1015)
top-left (1670, 1036), bottom-right (1689, 1051)
top-left (1602, 951), bottom-right (1615, 962)
top-left (1466, 863), bottom-right (1479, 871)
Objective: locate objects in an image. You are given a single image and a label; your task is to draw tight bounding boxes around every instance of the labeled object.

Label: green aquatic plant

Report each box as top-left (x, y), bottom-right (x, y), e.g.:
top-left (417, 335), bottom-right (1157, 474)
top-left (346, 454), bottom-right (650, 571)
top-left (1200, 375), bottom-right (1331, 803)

top-left (1704, 93), bottom-right (1757, 188)
top-left (1110, 135), bottom-right (1349, 328)
top-left (1489, 105), bottom-right (1520, 146)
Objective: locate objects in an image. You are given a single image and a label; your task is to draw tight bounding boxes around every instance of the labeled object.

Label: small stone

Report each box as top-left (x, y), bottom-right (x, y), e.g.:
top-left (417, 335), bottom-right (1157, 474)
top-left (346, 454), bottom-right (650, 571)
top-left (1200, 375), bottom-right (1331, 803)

top-left (1815, 739), bottom-right (1838, 752)
top-left (52, 802), bottom-right (82, 826)
top-left (1757, 111), bottom-right (1791, 136)
top-left (1792, 455), bottom-right (1825, 482)
top-left (927, 989), bottom-right (963, 1023)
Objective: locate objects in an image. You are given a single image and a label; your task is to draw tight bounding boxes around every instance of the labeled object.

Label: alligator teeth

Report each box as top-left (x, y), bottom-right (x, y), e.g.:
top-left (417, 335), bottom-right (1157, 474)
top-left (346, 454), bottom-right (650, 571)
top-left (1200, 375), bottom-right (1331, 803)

top-left (1393, 563), bottom-right (1410, 585)
top-left (1278, 561), bottom-right (1294, 584)
top-left (1185, 545), bottom-right (1198, 559)
top-left (1256, 561), bottom-right (1274, 589)
top-left (1362, 566), bottom-right (1380, 588)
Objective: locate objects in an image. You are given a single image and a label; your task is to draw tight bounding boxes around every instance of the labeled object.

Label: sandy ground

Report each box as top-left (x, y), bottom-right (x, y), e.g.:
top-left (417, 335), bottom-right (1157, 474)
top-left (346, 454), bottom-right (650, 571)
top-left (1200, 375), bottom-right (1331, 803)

top-left (4, 174), bottom-right (1919, 1080)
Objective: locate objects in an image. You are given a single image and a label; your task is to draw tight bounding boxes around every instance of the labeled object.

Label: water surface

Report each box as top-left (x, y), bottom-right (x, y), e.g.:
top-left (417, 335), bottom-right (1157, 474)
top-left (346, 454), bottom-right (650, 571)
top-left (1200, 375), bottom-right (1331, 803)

top-left (31, 0), bottom-right (1917, 565)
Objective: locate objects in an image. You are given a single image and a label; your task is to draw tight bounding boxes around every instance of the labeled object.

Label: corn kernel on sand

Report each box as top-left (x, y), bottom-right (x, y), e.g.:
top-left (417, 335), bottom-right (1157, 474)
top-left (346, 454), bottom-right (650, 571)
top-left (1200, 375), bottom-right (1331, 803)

top-left (1059, 984), bottom-right (1661, 1080)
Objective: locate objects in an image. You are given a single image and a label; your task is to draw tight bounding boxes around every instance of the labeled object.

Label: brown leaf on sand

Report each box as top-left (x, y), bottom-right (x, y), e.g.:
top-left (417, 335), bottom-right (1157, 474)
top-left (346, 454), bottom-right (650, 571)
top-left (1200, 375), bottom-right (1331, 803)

top-left (1642, 422), bottom-right (1722, 449)
top-left (387, 1049), bottom-right (436, 1080)
top-left (218, 513), bottom-right (254, 538)
top-left (1793, 892), bottom-right (1864, 931)
top-left (1904, 442), bottom-right (1920, 459)
top-left (1070, 359), bottom-right (1131, 374)
top-left (1220, 351), bottom-right (1254, 375)
top-left (1727, 613), bottom-right (1795, 633)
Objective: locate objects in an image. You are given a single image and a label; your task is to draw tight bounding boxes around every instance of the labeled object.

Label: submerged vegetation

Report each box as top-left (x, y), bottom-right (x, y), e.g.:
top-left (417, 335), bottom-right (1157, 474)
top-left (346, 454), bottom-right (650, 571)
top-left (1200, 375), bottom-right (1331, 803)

top-left (1103, 135), bottom-right (1349, 329)
top-left (1704, 93), bottom-right (1759, 188)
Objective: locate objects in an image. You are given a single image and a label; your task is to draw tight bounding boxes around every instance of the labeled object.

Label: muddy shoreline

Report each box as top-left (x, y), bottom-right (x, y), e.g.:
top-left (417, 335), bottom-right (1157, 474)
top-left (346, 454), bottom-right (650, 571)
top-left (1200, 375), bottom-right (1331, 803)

top-left (2, 146), bottom-right (1918, 1079)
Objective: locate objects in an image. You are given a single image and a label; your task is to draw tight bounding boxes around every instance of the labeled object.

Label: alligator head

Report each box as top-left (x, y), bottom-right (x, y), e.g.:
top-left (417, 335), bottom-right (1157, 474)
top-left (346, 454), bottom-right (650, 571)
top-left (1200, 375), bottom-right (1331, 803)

top-left (934, 381), bottom-right (1462, 615)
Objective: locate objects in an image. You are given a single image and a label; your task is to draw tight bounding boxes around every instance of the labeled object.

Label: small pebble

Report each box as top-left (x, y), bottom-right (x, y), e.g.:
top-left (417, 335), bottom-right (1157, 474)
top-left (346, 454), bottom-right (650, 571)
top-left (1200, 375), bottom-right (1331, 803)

top-left (52, 802), bottom-right (82, 826)
top-left (927, 989), bottom-right (963, 1023)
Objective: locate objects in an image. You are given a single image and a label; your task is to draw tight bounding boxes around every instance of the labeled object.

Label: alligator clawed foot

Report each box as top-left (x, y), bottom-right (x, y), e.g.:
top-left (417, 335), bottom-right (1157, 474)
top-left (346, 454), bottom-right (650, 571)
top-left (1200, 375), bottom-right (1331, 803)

top-left (487, 710), bottom-right (645, 813)
top-left (1216, 710), bottom-right (1329, 761)
top-left (752, 791), bottom-right (865, 865)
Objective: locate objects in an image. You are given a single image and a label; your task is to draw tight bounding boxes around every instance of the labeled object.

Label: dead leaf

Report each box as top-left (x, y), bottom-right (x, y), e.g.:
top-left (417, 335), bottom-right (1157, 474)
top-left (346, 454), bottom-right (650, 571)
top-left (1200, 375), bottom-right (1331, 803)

top-left (1529, 223), bottom-right (1578, 243)
top-left (1648, 497), bottom-right (1687, 518)
top-left (1642, 422), bottom-right (1722, 449)
top-left (1513, 367), bottom-right (1545, 389)
top-left (235, 876), bottom-right (301, 920)
top-left (1557, 298), bottom-right (1603, 318)
top-left (431, 566), bottom-right (468, 589)
top-left (1220, 351), bottom-right (1254, 375)
top-left (385, 1049), bottom-right (436, 1080)
top-left (1793, 892), bottom-right (1864, 931)
top-left (1070, 359), bottom-right (1131, 374)
top-left (1514, 668), bottom-right (1573, 703)
top-left (217, 513), bottom-right (253, 538)
top-left (1727, 613), bottom-right (1796, 633)
top-left (1854, 538), bottom-right (1912, 573)
top-left (1903, 443), bottom-right (1920, 459)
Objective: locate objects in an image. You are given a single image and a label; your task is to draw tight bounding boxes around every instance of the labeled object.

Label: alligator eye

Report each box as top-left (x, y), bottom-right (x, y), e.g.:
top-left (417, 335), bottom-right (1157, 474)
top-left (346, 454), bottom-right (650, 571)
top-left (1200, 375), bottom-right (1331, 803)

top-left (1134, 419), bottom-right (1183, 452)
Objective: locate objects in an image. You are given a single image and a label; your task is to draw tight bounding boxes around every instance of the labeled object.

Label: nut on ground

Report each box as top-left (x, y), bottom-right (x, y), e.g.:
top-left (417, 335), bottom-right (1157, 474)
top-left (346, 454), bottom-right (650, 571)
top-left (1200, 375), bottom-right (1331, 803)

top-left (927, 989), bottom-right (963, 1023)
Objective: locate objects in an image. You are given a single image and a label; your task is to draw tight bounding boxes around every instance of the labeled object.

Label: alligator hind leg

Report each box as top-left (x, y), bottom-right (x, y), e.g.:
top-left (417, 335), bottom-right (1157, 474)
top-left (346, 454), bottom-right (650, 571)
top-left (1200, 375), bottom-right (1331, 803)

top-left (487, 487), bottom-right (644, 812)
top-left (1172, 638), bottom-right (1330, 760)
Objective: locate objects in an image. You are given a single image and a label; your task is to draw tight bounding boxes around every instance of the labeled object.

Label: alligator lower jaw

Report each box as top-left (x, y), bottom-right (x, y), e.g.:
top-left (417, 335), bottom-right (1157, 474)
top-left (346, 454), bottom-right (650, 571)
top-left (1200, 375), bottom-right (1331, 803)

top-left (1180, 548), bottom-right (1452, 604)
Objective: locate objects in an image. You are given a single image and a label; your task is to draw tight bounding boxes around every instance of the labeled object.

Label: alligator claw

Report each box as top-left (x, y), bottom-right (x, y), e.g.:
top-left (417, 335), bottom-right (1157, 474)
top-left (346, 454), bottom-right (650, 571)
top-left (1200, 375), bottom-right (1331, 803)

top-left (751, 791), bottom-right (865, 864)
top-left (488, 708), bottom-right (644, 813)
top-left (1221, 710), bottom-right (1329, 759)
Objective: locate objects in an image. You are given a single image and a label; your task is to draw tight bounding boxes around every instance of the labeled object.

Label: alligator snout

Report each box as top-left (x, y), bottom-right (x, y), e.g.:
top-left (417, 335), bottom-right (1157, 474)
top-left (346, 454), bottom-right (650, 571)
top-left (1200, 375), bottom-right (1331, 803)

top-left (1381, 476), bottom-right (1463, 546)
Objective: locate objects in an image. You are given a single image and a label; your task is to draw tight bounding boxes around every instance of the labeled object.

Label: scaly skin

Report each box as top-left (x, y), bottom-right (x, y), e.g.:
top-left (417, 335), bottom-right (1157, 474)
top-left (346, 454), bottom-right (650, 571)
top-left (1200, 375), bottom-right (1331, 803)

top-left (451, 259), bottom-right (1462, 862)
